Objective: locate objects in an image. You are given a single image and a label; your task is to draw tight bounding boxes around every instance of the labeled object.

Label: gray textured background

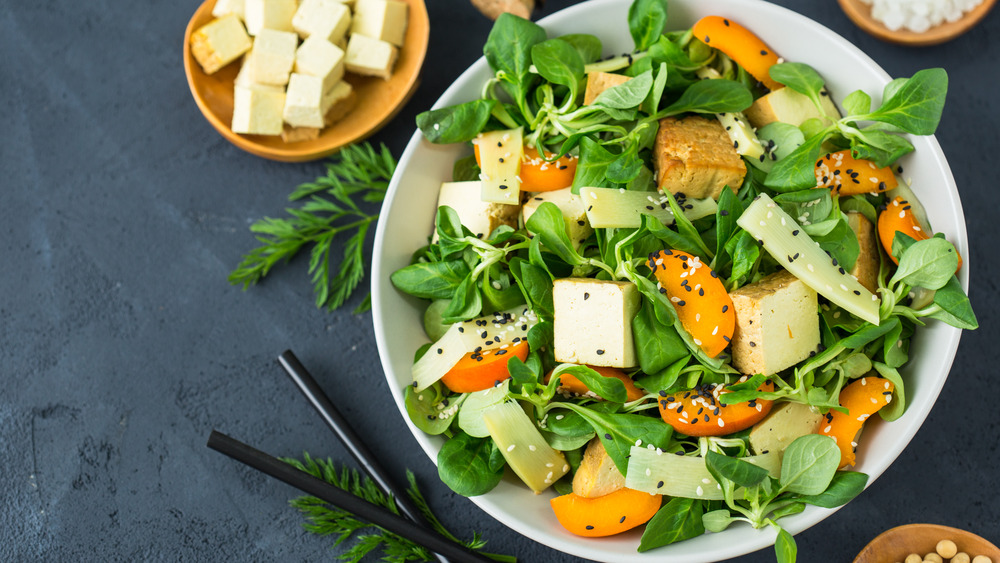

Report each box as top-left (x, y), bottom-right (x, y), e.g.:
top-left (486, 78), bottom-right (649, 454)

top-left (1, 0), bottom-right (997, 561)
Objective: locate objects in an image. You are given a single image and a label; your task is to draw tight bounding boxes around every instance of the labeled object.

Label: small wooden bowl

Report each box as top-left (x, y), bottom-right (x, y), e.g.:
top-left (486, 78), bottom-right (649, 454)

top-left (838, 0), bottom-right (997, 46)
top-left (182, 0), bottom-right (429, 162)
top-left (853, 523), bottom-right (1000, 563)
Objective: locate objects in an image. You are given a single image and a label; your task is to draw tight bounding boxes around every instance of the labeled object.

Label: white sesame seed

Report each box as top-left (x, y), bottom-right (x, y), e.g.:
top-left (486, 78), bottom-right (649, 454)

top-left (646, 468), bottom-right (652, 476)
top-left (507, 444), bottom-right (516, 452)
top-left (696, 486), bottom-right (704, 496)
top-left (528, 445), bottom-right (536, 451)
top-left (694, 338), bottom-right (702, 346)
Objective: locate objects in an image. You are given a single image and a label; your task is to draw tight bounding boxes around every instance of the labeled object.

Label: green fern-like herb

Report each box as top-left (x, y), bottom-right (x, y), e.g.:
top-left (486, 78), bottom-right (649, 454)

top-left (228, 142), bottom-right (396, 313)
top-left (282, 453), bottom-right (516, 563)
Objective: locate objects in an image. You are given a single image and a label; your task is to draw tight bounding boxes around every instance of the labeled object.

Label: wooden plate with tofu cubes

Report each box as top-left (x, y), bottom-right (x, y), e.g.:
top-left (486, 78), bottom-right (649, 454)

top-left (183, 0), bottom-right (429, 162)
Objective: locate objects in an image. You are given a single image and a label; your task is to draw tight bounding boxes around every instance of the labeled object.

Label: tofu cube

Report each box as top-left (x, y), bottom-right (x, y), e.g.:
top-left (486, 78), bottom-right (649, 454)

top-left (231, 85), bottom-right (285, 135)
top-left (283, 73), bottom-right (331, 128)
top-left (244, 0), bottom-right (297, 35)
top-left (846, 211), bottom-right (879, 294)
top-left (344, 34), bottom-right (398, 80)
top-left (212, 0), bottom-right (246, 20)
top-left (249, 28), bottom-right (298, 86)
top-left (654, 115), bottom-right (746, 200)
top-left (295, 36), bottom-right (346, 92)
top-left (322, 80), bottom-right (357, 126)
top-left (234, 55), bottom-right (284, 92)
top-left (744, 87), bottom-right (841, 129)
top-left (190, 14), bottom-right (252, 75)
top-left (522, 188), bottom-right (592, 249)
top-left (351, 0), bottom-right (409, 47)
top-left (553, 278), bottom-right (640, 368)
top-left (293, 0), bottom-right (352, 43)
top-left (583, 72), bottom-right (631, 105)
top-left (431, 181), bottom-right (519, 242)
top-left (730, 270), bottom-right (820, 376)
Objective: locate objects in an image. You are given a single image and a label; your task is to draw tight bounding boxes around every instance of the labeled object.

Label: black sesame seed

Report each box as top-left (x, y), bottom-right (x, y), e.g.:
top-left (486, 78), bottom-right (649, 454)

top-left (604, 433), bottom-right (612, 440)
top-left (584, 292), bottom-right (590, 300)
top-left (480, 331), bottom-right (487, 338)
top-left (586, 525), bottom-right (595, 530)
top-left (760, 49), bottom-right (768, 56)
top-left (704, 34), bottom-right (710, 43)
top-left (723, 18), bottom-right (730, 25)
top-left (620, 516), bottom-right (627, 523)
top-left (853, 290), bottom-right (861, 295)
top-left (497, 141), bottom-right (502, 147)
top-left (710, 270), bottom-right (718, 278)
top-left (499, 184), bottom-right (508, 190)
top-left (749, 341), bottom-right (756, 347)
top-left (436, 348), bottom-right (443, 354)
top-left (792, 229), bottom-right (799, 236)
top-left (659, 390), bottom-right (667, 397)
top-left (720, 210), bottom-right (729, 216)
top-left (577, 220), bottom-right (585, 226)
top-left (496, 349), bottom-right (508, 356)
top-left (676, 405), bottom-right (683, 413)
top-left (704, 414), bottom-right (710, 422)
top-left (596, 349), bottom-right (605, 355)
top-left (722, 305), bottom-right (728, 313)
top-left (677, 300), bottom-right (685, 306)
top-left (698, 288), bottom-right (705, 296)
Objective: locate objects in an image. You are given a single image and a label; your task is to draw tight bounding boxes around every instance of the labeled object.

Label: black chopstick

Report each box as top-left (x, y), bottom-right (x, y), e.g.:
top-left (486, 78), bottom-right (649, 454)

top-left (207, 430), bottom-right (496, 563)
top-left (277, 350), bottom-right (451, 563)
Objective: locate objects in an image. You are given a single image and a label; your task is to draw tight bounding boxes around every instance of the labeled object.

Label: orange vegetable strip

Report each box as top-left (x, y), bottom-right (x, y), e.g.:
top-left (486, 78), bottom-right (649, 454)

top-left (692, 16), bottom-right (782, 91)
top-left (551, 366), bottom-right (646, 402)
top-left (648, 249), bottom-right (735, 358)
top-left (814, 150), bottom-right (897, 195)
top-left (550, 488), bottom-right (661, 537)
top-left (474, 144), bottom-right (578, 192)
top-left (819, 376), bottom-right (894, 468)
top-left (877, 196), bottom-right (963, 270)
top-left (657, 377), bottom-right (775, 437)
top-left (440, 340), bottom-right (529, 394)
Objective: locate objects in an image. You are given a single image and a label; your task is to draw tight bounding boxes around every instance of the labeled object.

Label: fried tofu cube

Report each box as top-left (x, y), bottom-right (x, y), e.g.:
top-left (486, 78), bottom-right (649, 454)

top-left (295, 36), bottom-right (346, 92)
top-left (730, 270), bottom-right (820, 376)
top-left (249, 28), bottom-right (298, 86)
top-left (654, 115), bottom-right (746, 201)
top-left (553, 278), bottom-right (640, 368)
top-left (572, 438), bottom-right (625, 498)
top-left (293, 0), bottom-right (352, 43)
top-left (744, 87), bottom-right (841, 129)
top-left (430, 181), bottom-right (520, 242)
top-left (190, 14), bottom-right (252, 75)
top-left (521, 188), bottom-right (592, 249)
top-left (583, 72), bottom-right (631, 105)
top-left (846, 211), bottom-right (879, 294)
top-left (231, 85), bottom-right (285, 135)
top-left (344, 34), bottom-right (398, 80)
top-left (323, 81), bottom-right (357, 126)
top-left (352, 0), bottom-right (409, 47)
top-left (244, 0), bottom-right (297, 35)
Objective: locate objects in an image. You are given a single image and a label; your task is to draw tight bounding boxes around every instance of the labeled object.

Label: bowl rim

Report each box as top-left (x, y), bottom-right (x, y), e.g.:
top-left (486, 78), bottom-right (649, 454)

top-left (182, 0), bottom-right (430, 162)
top-left (372, 0), bottom-right (969, 560)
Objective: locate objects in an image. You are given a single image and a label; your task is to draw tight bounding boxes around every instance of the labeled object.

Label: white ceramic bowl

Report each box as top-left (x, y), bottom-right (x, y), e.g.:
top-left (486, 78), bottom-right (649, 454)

top-left (372, 1), bottom-right (969, 561)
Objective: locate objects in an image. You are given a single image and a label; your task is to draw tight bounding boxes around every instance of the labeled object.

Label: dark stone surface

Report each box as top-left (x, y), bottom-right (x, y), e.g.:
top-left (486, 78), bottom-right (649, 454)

top-left (1, 0), bottom-right (997, 561)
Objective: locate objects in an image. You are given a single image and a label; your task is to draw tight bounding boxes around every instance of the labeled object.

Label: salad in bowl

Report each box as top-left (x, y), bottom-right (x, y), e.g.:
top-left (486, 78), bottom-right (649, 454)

top-left (372, 0), bottom-right (977, 561)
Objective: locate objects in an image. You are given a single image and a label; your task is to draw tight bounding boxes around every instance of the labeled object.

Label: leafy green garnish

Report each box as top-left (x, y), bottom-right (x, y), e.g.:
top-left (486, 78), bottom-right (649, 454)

top-left (229, 142), bottom-right (395, 312)
top-left (283, 452), bottom-right (514, 562)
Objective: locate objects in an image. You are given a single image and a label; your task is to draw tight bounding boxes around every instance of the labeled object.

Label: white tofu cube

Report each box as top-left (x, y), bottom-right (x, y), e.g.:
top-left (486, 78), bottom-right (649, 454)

top-left (293, 0), bottom-right (352, 43)
top-left (295, 36), bottom-right (345, 92)
top-left (244, 0), bottom-right (297, 35)
top-left (231, 85), bottom-right (285, 135)
top-left (212, 0), bottom-right (246, 20)
top-left (234, 55), bottom-right (284, 92)
top-left (249, 28), bottom-right (298, 86)
top-left (352, 0), bottom-right (408, 46)
top-left (344, 34), bottom-right (397, 80)
top-left (283, 73), bottom-right (330, 128)
top-left (190, 14), bottom-right (252, 75)
top-left (730, 270), bottom-right (820, 376)
top-left (522, 188), bottom-right (592, 249)
top-left (431, 181), bottom-right (519, 242)
top-left (553, 279), bottom-right (640, 368)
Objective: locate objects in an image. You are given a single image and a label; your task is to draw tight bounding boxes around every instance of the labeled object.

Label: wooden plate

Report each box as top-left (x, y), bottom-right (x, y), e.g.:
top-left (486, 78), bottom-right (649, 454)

top-left (838, 0), bottom-right (997, 46)
top-left (182, 0), bottom-right (429, 162)
top-left (853, 523), bottom-right (1000, 563)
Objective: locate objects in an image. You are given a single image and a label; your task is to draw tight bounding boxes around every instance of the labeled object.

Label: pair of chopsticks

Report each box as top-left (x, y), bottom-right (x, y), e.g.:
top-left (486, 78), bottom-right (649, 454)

top-left (207, 350), bottom-right (496, 563)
